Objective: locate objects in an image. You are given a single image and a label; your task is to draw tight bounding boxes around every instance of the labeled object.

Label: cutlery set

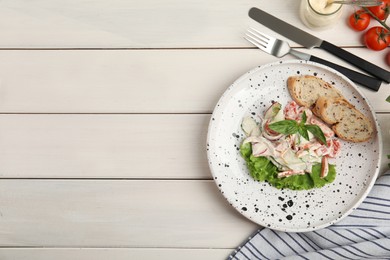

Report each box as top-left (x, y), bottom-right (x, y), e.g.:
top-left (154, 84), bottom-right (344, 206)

top-left (246, 7), bottom-right (390, 91)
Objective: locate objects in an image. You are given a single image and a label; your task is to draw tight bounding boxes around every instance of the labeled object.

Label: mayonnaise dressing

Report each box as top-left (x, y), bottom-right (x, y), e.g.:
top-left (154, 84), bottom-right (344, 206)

top-left (310, 0), bottom-right (341, 14)
top-left (300, 0), bottom-right (343, 29)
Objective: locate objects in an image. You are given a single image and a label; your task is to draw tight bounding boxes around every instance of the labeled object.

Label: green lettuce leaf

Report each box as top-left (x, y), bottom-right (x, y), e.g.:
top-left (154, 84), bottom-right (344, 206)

top-left (240, 143), bottom-right (336, 190)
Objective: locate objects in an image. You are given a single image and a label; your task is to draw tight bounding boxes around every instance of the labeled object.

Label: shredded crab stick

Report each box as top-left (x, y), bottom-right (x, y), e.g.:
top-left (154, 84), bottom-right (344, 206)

top-left (321, 156), bottom-right (329, 178)
top-left (241, 101), bottom-right (341, 179)
top-left (277, 169), bottom-right (305, 178)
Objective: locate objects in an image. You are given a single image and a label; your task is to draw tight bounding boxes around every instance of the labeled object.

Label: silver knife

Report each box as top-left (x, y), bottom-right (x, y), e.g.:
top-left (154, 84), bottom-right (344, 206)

top-left (248, 7), bottom-right (390, 83)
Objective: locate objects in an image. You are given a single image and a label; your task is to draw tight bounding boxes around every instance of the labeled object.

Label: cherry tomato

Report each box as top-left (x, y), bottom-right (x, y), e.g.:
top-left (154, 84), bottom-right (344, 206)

top-left (367, 0), bottom-right (390, 21)
top-left (363, 26), bottom-right (390, 51)
top-left (349, 10), bottom-right (370, 31)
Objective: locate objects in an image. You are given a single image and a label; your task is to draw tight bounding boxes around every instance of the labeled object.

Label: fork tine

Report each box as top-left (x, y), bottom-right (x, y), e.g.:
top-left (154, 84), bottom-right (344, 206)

top-left (246, 30), bottom-right (268, 47)
top-left (248, 27), bottom-right (272, 43)
top-left (248, 27), bottom-right (276, 48)
top-left (245, 32), bottom-right (267, 47)
top-left (244, 34), bottom-right (268, 50)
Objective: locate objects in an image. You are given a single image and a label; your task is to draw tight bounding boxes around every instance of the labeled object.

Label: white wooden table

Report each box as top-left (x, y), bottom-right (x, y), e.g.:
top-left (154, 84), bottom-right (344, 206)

top-left (0, 1), bottom-right (389, 259)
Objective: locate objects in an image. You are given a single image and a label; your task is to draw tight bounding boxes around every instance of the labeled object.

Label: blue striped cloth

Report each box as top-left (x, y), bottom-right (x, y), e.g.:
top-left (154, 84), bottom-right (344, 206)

top-left (229, 170), bottom-right (390, 260)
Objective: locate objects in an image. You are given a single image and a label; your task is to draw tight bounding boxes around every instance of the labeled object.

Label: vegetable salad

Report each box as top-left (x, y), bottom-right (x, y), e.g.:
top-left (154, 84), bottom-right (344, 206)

top-left (240, 101), bottom-right (341, 190)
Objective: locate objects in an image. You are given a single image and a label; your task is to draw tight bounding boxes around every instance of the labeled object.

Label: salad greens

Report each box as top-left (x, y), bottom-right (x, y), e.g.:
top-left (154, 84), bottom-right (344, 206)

top-left (240, 142), bottom-right (336, 190)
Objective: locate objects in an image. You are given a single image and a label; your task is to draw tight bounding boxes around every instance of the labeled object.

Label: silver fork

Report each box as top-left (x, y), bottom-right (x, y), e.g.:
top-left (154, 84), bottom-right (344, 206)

top-left (244, 27), bottom-right (382, 91)
top-left (245, 27), bottom-right (310, 61)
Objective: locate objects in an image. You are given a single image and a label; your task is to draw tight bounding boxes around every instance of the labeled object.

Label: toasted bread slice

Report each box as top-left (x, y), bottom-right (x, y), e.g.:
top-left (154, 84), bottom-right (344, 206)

top-left (314, 97), bottom-right (373, 142)
top-left (332, 113), bottom-right (373, 143)
top-left (312, 97), bottom-right (352, 125)
top-left (287, 75), bottom-right (343, 107)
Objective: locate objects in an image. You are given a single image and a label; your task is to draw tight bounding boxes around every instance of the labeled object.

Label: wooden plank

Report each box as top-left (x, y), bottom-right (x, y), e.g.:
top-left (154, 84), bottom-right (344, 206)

top-left (0, 1), bottom-right (366, 48)
top-left (0, 49), bottom-right (388, 114)
top-left (0, 114), bottom-right (388, 179)
top-left (0, 248), bottom-right (232, 260)
top-left (0, 114), bottom-right (210, 179)
top-left (0, 180), bottom-right (257, 248)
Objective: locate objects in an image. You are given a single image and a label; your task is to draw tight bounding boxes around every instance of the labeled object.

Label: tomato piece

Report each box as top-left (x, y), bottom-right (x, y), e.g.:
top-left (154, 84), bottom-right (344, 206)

top-left (349, 10), bottom-right (370, 31)
top-left (367, 0), bottom-right (390, 21)
top-left (363, 26), bottom-right (390, 51)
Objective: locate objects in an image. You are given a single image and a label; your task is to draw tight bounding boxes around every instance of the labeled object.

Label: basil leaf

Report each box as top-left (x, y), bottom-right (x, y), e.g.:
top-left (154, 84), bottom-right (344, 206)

top-left (306, 125), bottom-right (327, 145)
top-left (268, 120), bottom-right (298, 135)
top-left (298, 126), bottom-right (310, 141)
top-left (301, 111), bottom-right (307, 125)
top-left (387, 95), bottom-right (390, 103)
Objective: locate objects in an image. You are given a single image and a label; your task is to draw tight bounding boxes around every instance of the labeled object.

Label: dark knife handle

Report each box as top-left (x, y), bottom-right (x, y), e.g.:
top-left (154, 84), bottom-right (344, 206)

top-left (310, 55), bottom-right (381, 91)
top-left (320, 40), bottom-right (390, 83)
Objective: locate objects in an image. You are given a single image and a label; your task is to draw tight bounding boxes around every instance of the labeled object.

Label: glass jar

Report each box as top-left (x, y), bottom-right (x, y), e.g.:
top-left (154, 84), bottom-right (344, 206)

top-left (300, 0), bottom-right (343, 29)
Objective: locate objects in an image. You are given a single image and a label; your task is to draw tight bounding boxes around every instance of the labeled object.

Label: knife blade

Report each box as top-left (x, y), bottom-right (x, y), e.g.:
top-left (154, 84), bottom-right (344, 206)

top-left (248, 7), bottom-right (390, 83)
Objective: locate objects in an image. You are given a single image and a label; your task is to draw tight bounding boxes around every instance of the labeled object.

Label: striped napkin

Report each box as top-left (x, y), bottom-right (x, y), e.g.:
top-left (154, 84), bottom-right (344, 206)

top-left (229, 170), bottom-right (390, 260)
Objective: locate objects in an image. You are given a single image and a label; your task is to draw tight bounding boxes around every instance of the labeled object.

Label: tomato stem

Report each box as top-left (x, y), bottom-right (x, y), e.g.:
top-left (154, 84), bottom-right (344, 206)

top-left (363, 7), bottom-right (390, 31)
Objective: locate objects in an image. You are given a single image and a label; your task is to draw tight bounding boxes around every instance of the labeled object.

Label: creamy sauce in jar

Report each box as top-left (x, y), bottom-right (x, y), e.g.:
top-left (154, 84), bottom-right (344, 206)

top-left (310, 0), bottom-right (341, 14)
top-left (300, 0), bottom-right (343, 29)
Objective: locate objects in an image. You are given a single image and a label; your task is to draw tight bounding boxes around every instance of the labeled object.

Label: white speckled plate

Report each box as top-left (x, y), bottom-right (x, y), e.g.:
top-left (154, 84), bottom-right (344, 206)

top-left (207, 60), bottom-right (382, 232)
